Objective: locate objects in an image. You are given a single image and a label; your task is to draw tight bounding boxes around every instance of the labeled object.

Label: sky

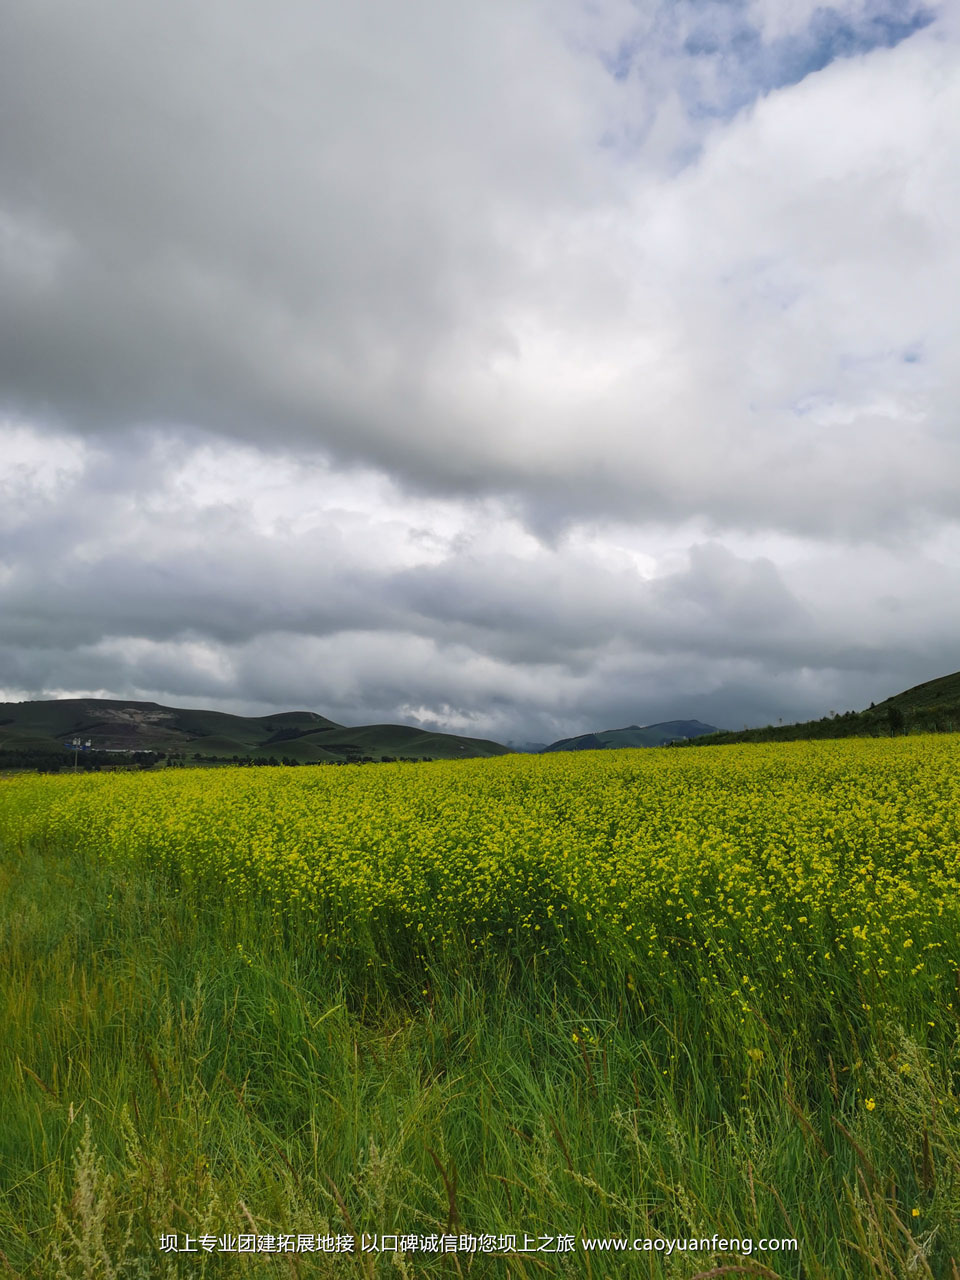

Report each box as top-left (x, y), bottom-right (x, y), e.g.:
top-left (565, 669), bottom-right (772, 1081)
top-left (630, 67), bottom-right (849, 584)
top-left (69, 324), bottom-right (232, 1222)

top-left (1, 0), bottom-right (958, 744)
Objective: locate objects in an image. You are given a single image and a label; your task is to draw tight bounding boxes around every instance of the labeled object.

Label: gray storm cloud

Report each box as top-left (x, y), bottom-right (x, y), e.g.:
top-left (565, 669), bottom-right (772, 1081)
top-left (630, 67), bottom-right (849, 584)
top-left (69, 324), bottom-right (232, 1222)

top-left (2, 430), bottom-right (958, 738)
top-left (1, 0), bottom-right (958, 735)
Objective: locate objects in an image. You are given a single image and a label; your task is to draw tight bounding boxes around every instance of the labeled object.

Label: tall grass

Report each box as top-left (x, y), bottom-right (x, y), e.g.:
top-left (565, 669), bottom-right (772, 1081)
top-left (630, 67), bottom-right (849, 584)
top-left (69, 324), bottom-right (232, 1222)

top-left (1, 841), bottom-right (958, 1276)
top-left (2, 743), bottom-right (960, 1276)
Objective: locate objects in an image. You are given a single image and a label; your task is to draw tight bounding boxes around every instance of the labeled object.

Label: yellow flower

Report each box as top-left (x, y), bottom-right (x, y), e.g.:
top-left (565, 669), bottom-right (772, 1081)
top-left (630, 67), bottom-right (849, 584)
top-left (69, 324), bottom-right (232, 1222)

top-left (864, 1098), bottom-right (876, 1111)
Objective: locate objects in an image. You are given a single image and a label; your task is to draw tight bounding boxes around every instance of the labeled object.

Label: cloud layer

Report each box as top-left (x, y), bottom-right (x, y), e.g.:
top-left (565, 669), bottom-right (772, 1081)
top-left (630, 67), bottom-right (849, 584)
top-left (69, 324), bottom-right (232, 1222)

top-left (1, 0), bottom-right (957, 737)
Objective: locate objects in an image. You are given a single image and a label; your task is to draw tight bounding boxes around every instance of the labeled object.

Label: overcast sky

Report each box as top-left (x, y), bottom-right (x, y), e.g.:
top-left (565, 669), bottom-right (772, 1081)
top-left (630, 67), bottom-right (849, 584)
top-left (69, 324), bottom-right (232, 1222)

top-left (2, 0), bottom-right (958, 743)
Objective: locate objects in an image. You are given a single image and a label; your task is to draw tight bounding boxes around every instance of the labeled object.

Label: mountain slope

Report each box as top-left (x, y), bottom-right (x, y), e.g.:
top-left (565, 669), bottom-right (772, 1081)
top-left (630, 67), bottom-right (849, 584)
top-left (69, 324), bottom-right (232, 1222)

top-left (0, 698), bottom-right (509, 764)
top-left (684, 670), bottom-right (960, 746)
top-left (543, 719), bottom-right (718, 752)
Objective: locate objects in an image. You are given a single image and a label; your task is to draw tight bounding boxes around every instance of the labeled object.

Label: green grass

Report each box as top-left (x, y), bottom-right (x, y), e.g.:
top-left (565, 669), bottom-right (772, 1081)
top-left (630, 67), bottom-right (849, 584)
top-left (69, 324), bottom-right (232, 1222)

top-left (2, 836), bottom-right (959, 1277)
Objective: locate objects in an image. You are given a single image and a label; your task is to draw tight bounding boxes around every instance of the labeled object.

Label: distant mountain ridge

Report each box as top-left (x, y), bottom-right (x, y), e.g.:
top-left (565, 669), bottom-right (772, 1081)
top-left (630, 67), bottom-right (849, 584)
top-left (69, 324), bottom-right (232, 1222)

top-left (0, 698), bottom-right (509, 764)
top-left (542, 720), bottom-right (718, 752)
top-left (3, 670), bottom-right (956, 769)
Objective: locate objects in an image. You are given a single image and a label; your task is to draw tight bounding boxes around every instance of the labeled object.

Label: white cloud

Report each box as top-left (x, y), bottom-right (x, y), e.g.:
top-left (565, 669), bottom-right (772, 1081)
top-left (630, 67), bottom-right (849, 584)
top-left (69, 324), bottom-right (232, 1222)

top-left (0, 2), bottom-right (957, 733)
top-left (2, 425), bottom-right (960, 737)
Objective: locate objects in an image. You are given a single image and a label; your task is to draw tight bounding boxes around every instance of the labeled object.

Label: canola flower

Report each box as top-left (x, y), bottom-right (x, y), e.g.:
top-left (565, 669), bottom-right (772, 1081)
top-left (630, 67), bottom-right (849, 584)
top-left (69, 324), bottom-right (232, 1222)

top-left (2, 736), bottom-right (959, 1019)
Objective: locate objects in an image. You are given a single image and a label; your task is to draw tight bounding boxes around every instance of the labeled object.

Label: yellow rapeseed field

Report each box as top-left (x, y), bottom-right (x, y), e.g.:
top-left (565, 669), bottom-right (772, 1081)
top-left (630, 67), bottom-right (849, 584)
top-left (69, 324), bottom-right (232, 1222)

top-left (5, 736), bottom-right (960, 1278)
top-left (3, 736), bottom-right (959, 1013)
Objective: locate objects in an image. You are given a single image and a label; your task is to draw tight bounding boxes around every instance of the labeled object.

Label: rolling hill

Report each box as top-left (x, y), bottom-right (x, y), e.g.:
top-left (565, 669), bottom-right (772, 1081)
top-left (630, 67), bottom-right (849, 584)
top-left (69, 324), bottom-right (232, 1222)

top-left (542, 719), bottom-right (718, 752)
top-left (16, 670), bottom-right (955, 770)
top-left (682, 670), bottom-right (960, 746)
top-left (0, 698), bottom-right (510, 765)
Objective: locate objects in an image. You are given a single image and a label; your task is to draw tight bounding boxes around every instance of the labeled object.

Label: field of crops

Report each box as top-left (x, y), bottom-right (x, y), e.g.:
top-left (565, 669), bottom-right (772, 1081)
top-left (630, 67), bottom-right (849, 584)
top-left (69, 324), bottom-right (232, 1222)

top-left (4, 738), bottom-right (960, 1002)
top-left (3, 737), bottom-right (960, 1276)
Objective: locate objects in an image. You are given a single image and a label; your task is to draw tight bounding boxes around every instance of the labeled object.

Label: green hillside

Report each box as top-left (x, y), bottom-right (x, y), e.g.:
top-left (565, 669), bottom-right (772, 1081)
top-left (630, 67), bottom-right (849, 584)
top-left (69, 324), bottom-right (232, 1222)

top-left (543, 719), bottom-right (718, 752)
top-left (685, 670), bottom-right (960, 747)
top-left (0, 698), bottom-right (509, 767)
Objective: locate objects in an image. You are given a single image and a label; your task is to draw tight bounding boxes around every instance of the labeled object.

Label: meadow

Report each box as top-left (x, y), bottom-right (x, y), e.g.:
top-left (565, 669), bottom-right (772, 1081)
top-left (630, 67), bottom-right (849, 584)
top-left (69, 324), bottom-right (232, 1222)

top-left (1, 738), bottom-right (959, 1277)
